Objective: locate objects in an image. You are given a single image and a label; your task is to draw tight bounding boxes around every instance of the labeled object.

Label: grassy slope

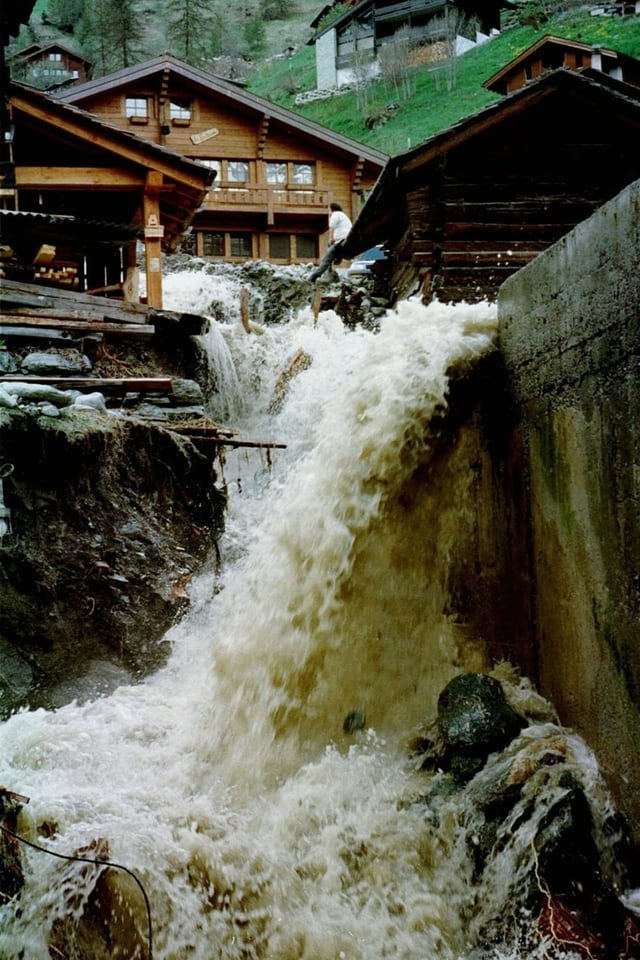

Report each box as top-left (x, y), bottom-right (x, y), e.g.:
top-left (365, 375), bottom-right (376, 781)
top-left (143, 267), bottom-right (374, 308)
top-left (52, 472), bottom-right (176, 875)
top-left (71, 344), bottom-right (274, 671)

top-left (248, 8), bottom-right (640, 156)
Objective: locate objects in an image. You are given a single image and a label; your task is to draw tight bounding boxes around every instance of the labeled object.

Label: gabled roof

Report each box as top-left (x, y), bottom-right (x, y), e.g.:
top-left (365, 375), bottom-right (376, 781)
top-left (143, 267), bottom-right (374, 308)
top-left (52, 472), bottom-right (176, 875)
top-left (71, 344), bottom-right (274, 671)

top-left (59, 53), bottom-right (389, 168)
top-left (10, 40), bottom-right (92, 66)
top-left (483, 34), bottom-right (640, 94)
top-left (11, 80), bottom-right (214, 248)
top-left (342, 66), bottom-right (640, 257)
top-left (310, 0), bottom-right (364, 32)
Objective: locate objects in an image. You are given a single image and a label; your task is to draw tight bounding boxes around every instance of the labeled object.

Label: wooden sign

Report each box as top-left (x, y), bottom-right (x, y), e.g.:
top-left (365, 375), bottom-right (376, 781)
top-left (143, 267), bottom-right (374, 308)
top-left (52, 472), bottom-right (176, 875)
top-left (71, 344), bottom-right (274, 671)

top-left (191, 127), bottom-right (220, 145)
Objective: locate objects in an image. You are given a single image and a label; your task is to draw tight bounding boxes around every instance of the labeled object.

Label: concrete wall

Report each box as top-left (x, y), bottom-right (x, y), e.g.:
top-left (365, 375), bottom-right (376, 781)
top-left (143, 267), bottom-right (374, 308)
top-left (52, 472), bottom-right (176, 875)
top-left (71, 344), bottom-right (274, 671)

top-left (316, 31), bottom-right (337, 90)
top-left (498, 179), bottom-right (640, 839)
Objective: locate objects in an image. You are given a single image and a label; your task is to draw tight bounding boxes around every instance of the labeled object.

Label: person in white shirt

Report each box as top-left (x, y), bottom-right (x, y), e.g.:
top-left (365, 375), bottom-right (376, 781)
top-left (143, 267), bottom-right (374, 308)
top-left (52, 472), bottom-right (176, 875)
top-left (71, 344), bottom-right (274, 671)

top-left (309, 202), bottom-right (352, 281)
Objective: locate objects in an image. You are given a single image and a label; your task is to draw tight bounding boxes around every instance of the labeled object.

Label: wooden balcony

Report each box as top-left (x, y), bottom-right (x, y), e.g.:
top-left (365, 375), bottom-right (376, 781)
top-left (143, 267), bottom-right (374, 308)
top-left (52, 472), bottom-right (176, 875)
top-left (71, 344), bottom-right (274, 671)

top-left (202, 184), bottom-right (331, 224)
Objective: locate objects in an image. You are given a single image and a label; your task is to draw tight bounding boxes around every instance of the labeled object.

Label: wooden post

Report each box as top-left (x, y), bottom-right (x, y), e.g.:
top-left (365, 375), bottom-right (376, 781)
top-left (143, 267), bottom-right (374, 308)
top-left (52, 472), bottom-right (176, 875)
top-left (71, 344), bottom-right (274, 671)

top-left (122, 244), bottom-right (139, 303)
top-left (143, 172), bottom-right (164, 309)
top-left (240, 286), bottom-right (251, 333)
top-left (312, 283), bottom-right (322, 325)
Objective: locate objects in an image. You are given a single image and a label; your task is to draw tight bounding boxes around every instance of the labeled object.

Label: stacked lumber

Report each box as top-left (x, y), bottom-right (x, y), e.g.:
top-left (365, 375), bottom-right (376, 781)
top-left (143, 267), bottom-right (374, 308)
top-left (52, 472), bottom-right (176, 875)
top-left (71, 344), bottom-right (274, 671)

top-left (0, 279), bottom-right (154, 341)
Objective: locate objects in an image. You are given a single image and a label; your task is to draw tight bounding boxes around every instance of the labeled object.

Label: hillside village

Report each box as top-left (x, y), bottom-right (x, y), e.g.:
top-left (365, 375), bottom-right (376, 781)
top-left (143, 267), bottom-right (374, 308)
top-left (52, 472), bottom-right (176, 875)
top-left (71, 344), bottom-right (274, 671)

top-left (2, 0), bottom-right (640, 705)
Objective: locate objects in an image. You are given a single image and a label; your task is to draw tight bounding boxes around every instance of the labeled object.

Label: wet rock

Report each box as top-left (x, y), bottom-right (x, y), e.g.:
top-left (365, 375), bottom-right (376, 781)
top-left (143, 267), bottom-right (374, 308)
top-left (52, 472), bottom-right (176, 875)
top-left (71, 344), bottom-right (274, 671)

top-left (48, 838), bottom-right (150, 960)
top-left (0, 789), bottom-right (27, 901)
top-left (343, 710), bottom-right (366, 733)
top-left (21, 349), bottom-right (91, 376)
top-left (0, 351), bottom-right (18, 374)
top-left (0, 408), bottom-right (225, 711)
top-left (2, 381), bottom-right (74, 407)
top-left (171, 378), bottom-right (204, 405)
top-left (73, 391), bottom-right (108, 413)
top-left (434, 673), bottom-right (527, 782)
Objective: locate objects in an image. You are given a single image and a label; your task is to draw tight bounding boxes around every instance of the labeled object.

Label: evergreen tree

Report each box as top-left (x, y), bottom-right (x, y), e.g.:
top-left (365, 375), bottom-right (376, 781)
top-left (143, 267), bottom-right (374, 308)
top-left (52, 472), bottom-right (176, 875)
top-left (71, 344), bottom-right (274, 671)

top-left (77, 0), bottom-right (146, 76)
top-left (166, 0), bottom-right (213, 64)
top-left (45, 0), bottom-right (86, 33)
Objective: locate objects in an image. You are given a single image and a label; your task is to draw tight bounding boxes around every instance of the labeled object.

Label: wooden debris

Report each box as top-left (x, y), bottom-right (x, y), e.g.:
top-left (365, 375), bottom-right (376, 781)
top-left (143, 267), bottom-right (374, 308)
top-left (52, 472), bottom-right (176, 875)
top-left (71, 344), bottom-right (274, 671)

top-left (312, 283), bottom-right (323, 325)
top-left (0, 376), bottom-right (172, 394)
top-left (0, 314), bottom-right (155, 340)
top-left (1, 278), bottom-right (148, 324)
top-left (240, 286), bottom-right (251, 333)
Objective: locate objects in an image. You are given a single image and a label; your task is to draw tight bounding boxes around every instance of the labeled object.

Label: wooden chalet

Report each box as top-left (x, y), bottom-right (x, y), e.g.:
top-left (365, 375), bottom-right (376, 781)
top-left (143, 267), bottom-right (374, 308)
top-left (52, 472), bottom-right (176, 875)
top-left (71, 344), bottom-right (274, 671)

top-left (9, 42), bottom-right (91, 91)
top-left (341, 67), bottom-right (640, 304)
top-left (483, 34), bottom-right (640, 95)
top-left (58, 54), bottom-right (388, 268)
top-left (310, 0), bottom-right (510, 90)
top-left (2, 81), bottom-right (213, 308)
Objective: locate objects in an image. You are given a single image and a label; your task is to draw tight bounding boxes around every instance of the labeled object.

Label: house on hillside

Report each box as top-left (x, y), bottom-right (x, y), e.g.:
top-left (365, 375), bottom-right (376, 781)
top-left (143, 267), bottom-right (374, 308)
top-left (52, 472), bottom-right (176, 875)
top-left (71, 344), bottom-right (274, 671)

top-left (58, 54), bottom-right (388, 268)
top-left (309, 0), bottom-right (510, 91)
top-left (483, 33), bottom-right (640, 94)
top-left (9, 42), bottom-right (91, 91)
top-left (2, 81), bottom-right (213, 308)
top-left (341, 68), bottom-right (640, 304)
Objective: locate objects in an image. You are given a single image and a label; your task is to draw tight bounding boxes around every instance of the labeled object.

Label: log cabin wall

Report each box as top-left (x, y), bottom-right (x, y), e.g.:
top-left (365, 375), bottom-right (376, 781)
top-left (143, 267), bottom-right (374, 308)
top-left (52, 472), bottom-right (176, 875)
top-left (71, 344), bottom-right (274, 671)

top-left (62, 58), bottom-right (387, 268)
top-left (361, 70), bottom-right (640, 305)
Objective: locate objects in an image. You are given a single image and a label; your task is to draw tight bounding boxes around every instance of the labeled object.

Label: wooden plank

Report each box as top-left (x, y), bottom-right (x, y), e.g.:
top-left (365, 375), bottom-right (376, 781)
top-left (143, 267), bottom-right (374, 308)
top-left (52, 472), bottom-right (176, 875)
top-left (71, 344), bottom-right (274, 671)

top-left (0, 376), bottom-right (172, 393)
top-left (0, 325), bottom-right (84, 341)
top-left (0, 314), bottom-right (155, 339)
top-left (0, 300), bottom-right (147, 325)
top-left (0, 279), bottom-right (148, 320)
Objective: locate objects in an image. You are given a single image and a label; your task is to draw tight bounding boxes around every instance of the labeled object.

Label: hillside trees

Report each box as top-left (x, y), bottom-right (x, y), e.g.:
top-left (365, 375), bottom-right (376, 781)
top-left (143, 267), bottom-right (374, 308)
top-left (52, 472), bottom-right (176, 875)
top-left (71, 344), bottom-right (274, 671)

top-left (77, 0), bottom-right (148, 75)
top-left (44, 0), bottom-right (86, 32)
top-left (166, 0), bottom-right (214, 63)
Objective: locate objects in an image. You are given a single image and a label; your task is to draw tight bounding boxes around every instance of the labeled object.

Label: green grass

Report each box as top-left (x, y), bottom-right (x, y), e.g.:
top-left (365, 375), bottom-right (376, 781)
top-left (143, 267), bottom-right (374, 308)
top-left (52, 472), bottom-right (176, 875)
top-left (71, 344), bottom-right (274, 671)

top-left (247, 8), bottom-right (640, 155)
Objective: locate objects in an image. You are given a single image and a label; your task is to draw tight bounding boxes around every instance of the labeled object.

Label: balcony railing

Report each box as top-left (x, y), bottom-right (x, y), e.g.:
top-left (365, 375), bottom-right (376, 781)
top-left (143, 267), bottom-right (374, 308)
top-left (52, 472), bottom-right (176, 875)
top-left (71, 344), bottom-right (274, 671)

top-left (203, 185), bottom-right (331, 223)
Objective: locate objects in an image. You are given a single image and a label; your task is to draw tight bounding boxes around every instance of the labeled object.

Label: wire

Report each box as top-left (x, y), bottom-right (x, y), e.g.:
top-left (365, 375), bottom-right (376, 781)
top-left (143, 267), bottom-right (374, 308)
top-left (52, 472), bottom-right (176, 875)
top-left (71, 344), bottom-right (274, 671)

top-left (0, 823), bottom-right (153, 959)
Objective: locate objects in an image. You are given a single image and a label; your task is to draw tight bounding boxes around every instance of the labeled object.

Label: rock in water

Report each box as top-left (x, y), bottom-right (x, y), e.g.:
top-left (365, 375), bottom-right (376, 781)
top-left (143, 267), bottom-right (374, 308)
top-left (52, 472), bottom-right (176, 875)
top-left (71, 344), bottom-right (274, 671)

top-left (436, 673), bottom-right (526, 781)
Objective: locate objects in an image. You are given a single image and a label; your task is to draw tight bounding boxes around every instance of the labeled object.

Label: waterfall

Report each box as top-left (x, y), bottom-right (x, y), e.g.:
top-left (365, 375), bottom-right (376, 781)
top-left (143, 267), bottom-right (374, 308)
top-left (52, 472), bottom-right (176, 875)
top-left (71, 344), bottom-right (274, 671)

top-left (0, 272), bottom-right (635, 958)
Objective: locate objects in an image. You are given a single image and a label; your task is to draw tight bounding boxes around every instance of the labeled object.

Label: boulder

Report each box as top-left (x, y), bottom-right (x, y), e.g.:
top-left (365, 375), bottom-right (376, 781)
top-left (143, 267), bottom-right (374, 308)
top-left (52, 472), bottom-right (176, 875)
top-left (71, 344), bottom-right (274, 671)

top-left (435, 673), bottom-right (527, 782)
top-left (21, 350), bottom-right (92, 376)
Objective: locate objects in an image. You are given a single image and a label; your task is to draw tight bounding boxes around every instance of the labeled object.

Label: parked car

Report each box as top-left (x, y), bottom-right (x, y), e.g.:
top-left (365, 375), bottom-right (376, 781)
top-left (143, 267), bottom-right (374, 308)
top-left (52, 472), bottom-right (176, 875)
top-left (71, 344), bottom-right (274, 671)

top-left (347, 245), bottom-right (388, 276)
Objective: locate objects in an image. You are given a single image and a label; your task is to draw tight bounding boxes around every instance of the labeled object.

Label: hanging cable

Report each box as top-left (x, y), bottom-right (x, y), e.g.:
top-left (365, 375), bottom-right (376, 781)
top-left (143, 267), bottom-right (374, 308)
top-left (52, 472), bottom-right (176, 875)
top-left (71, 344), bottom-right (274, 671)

top-left (0, 823), bottom-right (153, 959)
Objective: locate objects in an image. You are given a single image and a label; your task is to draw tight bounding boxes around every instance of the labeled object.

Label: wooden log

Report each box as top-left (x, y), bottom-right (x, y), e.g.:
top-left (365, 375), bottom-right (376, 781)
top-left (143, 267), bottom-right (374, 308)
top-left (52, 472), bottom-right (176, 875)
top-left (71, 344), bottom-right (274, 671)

top-left (240, 286), bottom-right (251, 333)
top-left (190, 437), bottom-right (286, 449)
top-left (0, 314), bottom-right (155, 340)
top-left (0, 326), bottom-right (86, 341)
top-left (0, 376), bottom-right (172, 394)
top-left (312, 284), bottom-right (323, 325)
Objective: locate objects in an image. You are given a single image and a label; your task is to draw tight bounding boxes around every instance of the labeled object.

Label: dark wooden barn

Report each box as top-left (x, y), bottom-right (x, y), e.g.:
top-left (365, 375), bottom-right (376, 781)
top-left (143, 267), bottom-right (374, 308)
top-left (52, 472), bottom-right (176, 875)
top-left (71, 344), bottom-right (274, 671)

top-left (342, 67), bottom-right (640, 304)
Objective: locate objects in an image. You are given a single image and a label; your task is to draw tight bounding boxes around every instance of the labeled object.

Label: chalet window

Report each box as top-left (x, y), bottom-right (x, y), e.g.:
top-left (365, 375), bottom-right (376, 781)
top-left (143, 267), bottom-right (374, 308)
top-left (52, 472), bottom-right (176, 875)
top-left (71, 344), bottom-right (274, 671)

top-left (269, 234), bottom-right (291, 259)
top-left (198, 159), bottom-right (220, 188)
top-left (228, 161), bottom-right (249, 182)
top-left (202, 232), bottom-right (224, 256)
top-left (292, 163), bottom-right (315, 185)
top-left (126, 97), bottom-right (149, 123)
top-left (49, 52), bottom-right (62, 61)
top-left (296, 234), bottom-right (318, 259)
top-left (266, 162), bottom-right (287, 184)
top-left (230, 233), bottom-right (252, 258)
top-left (170, 99), bottom-right (192, 125)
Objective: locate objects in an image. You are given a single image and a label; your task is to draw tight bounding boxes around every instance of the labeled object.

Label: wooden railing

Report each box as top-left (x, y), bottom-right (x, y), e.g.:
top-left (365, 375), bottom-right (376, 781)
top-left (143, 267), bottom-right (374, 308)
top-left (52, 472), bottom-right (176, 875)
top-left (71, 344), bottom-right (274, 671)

top-left (203, 185), bottom-right (331, 223)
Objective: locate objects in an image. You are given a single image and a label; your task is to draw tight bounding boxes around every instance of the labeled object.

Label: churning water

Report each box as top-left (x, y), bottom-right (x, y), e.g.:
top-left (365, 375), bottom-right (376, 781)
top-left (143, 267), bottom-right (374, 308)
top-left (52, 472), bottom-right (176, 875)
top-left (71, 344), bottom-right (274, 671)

top-left (0, 270), bottom-right (635, 958)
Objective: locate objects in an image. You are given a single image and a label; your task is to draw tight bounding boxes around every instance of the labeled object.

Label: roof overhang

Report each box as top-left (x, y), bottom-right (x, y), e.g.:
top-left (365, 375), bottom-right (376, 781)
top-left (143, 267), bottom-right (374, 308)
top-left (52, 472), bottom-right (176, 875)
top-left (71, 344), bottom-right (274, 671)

top-left (342, 67), bottom-right (640, 258)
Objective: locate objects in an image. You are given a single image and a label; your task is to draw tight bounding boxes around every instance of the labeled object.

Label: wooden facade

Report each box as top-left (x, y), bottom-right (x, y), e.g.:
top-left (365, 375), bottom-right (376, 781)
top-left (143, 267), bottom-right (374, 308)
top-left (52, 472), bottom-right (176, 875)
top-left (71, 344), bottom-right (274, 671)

top-left (9, 42), bottom-right (91, 91)
top-left (3, 82), bottom-right (213, 307)
top-left (60, 55), bottom-right (388, 267)
top-left (342, 68), bottom-right (640, 304)
top-left (311, 0), bottom-right (511, 90)
top-left (483, 34), bottom-right (640, 95)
